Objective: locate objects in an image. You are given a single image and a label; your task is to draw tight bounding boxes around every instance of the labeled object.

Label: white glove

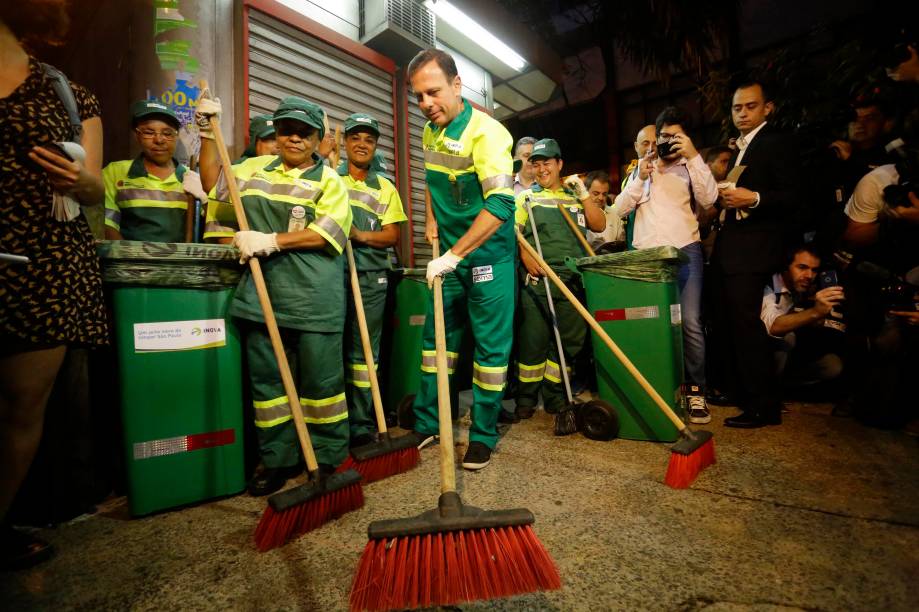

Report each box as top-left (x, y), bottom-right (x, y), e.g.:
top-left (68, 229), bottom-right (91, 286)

top-left (182, 170), bottom-right (209, 202)
top-left (232, 230), bottom-right (279, 264)
top-left (426, 249), bottom-right (463, 287)
top-left (563, 174), bottom-right (589, 201)
top-left (195, 97), bottom-right (222, 140)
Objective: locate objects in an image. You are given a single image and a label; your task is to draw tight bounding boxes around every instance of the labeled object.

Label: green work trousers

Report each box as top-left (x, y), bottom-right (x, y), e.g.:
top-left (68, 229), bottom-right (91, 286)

top-left (412, 260), bottom-right (515, 449)
top-left (245, 324), bottom-right (349, 469)
top-left (344, 269), bottom-right (389, 439)
top-left (516, 271), bottom-right (588, 411)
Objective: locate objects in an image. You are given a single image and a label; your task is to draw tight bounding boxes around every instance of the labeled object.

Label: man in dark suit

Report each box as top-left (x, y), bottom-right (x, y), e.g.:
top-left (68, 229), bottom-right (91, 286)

top-left (713, 80), bottom-right (801, 428)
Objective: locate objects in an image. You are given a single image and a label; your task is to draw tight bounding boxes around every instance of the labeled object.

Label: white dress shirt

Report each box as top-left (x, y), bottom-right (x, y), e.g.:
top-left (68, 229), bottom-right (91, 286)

top-left (613, 154), bottom-right (719, 249)
top-left (734, 120), bottom-right (768, 167)
top-left (760, 272), bottom-right (793, 338)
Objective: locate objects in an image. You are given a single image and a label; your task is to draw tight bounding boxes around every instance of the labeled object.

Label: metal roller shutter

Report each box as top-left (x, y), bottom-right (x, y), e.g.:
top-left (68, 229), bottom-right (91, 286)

top-left (247, 9), bottom-right (396, 180)
top-left (406, 94), bottom-right (430, 265)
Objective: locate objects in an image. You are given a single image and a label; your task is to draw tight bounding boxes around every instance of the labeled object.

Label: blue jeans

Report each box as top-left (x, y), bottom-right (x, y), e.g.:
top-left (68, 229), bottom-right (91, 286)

top-left (677, 242), bottom-right (706, 387)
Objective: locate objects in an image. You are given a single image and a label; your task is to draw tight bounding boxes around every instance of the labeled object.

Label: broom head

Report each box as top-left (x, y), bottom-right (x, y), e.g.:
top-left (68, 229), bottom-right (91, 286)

top-left (338, 433), bottom-right (421, 484)
top-left (349, 492), bottom-right (561, 611)
top-left (254, 468), bottom-right (363, 552)
top-left (664, 429), bottom-right (715, 489)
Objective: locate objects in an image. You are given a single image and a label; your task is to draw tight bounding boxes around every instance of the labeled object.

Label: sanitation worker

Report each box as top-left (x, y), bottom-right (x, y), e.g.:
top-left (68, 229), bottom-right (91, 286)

top-left (103, 100), bottom-right (208, 241)
top-left (234, 114), bottom-right (277, 163)
top-left (339, 112), bottom-right (407, 447)
top-left (408, 48), bottom-right (516, 471)
top-left (197, 95), bottom-right (352, 496)
top-left (514, 139), bottom-right (605, 419)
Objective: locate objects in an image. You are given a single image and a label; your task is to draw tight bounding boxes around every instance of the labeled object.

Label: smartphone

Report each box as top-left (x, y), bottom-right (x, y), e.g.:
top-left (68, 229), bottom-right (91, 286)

top-left (817, 269), bottom-right (839, 289)
top-left (42, 142), bottom-right (74, 161)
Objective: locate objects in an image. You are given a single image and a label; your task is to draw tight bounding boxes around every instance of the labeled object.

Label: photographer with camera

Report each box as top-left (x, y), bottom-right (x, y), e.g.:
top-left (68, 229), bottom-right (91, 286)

top-left (759, 245), bottom-right (845, 406)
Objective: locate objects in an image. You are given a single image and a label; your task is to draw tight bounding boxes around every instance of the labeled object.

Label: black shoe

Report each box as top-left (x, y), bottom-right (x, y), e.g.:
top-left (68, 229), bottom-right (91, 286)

top-left (318, 464), bottom-right (336, 478)
top-left (1, 526), bottom-right (54, 571)
top-left (498, 410), bottom-right (519, 424)
top-left (724, 411), bottom-right (782, 429)
top-left (515, 404), bottom-right (536, 419)
top-left (706, 389), bottom-right (736, 406)
top-left (461, 442), bottom-right (492, 470)
top-left (350, 433), bottom-right (377, 449)
top-left (247, 464), bottom-right (301, 497)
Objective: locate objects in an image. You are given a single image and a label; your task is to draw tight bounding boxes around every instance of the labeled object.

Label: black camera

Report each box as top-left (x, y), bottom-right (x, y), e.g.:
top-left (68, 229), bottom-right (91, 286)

top-left (657, 139), bottom-right (676, 158)
top-left (855, 262), bottom-right (919, 312)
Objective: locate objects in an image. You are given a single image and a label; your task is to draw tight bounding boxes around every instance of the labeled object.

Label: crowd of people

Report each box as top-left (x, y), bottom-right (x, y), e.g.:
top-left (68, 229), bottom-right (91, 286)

top-left (2, 1), bottom-right (917, 571)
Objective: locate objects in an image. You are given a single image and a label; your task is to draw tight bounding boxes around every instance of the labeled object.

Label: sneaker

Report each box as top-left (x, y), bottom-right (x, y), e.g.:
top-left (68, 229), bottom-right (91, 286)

top-left (414, 432), bottom-right (439, 450)
top-left (686, 386), bottom-right (711, 424)
top-left (461, 441), bottom-right (492, 470)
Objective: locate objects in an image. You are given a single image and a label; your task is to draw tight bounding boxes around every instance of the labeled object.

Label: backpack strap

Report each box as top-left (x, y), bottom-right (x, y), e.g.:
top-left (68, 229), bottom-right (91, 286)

top-left (41, 63), bottom-right (83, 144)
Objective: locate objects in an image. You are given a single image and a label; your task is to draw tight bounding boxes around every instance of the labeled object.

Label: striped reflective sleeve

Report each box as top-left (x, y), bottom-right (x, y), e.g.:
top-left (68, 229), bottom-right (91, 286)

top-left (517, 361), bottom-right (546, 383)
top-left (421, 349), bottom-right (458, 373)
top-left (300, 393), bottom-right (348, 424)
top-left (472, 362), bottom-right (507, 392)
top-left (308, 169), bottom-right (351, 254)
top-left (102, 164), bottom-right (121, 230)
top-left (514, 195), bottom-right (529, 227)
top-left (380, 178), bottom-right (408, 225)
top-left (480, 174), bottom-right (514, 194)
top-left (472, 119), bottom-right (514, 199)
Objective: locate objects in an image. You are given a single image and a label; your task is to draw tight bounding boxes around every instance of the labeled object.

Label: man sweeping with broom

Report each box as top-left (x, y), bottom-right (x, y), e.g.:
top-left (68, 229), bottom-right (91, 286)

top-left (407, 49), bottom-right (518, 471)
top-left (349, 49), bottom-right (561, 612)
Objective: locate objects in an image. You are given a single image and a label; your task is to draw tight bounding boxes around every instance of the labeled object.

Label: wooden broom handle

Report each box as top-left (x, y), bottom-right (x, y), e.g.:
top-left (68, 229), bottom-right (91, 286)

top-left (345, 241), bottom-right (388, 436)
top-left (516, 230), bottom-right (687, 432)
top-left (431, 239), bottom-right (456, 493)
top-left (202, 82), bottom-right (321, 474)
top-left (557, 203), bottom-right (596, 257)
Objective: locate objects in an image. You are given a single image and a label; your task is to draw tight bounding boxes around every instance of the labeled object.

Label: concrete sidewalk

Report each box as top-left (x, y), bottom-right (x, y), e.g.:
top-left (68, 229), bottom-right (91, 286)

top-left (3, 401), bottom-right (918, 611)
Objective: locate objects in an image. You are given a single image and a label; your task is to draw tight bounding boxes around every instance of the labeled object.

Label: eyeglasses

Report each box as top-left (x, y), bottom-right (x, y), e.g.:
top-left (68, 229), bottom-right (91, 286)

top-left (135, 128), bottom-right (178, 141)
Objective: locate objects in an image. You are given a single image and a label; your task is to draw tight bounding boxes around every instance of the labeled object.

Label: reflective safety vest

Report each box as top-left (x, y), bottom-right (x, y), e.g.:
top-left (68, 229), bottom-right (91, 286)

top-left (204, 153), bottom-right (352, 332)
top-left (422, 99), bottom-right (515, 265)
top-left (515, 185), bottom-right (588, 266)
top-left (339, 168), bottom-right (407, 271)
top-left (103, 156), bottom-right (188, 242)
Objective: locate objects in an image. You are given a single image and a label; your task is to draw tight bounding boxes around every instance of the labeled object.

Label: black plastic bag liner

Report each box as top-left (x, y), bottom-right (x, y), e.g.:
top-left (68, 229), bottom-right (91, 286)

top-left (97, 240), bottom-right (242, 288)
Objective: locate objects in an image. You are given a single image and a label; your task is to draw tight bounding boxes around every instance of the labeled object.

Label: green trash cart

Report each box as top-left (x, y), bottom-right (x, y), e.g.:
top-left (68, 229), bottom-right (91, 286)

top-left (384, 268), bottom-right (429, 428)
top-left (572, 247), bottom-right (688, 442)
top-left (99, 241), bottom-right (246, 516)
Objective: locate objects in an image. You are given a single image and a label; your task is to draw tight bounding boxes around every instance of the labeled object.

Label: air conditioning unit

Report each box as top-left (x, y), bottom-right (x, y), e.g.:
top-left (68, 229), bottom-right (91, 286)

top-left (361, 0), bottom-right (436, 65)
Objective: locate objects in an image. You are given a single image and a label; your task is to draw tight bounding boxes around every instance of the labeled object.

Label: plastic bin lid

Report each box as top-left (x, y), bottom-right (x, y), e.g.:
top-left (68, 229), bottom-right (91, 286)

top-left (97, 240), bottom-right (242, 288)
top-left (575, 246), bottom-right (688, 283)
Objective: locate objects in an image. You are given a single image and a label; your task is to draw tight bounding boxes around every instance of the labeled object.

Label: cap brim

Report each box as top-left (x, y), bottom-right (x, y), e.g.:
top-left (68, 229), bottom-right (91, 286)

top-left (345, 123), bottom-right (380, 136)
top-left (134, 111), bottom-right (180, 128)
top-left (513, 159), bottom-right (522, 173)
top-left (273, 112), bottom-right (323, 130)
top-left (255, 128), bottom-right (276, 140)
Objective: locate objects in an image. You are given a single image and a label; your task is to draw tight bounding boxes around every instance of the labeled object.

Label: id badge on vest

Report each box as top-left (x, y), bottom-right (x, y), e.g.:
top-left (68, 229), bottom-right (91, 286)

top-left (288, 205), bottom-right (307, 232)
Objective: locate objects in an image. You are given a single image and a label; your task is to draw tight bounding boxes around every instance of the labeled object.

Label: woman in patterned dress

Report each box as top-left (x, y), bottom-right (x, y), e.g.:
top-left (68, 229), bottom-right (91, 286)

top-left (0, 3), bottom-right (107, 569)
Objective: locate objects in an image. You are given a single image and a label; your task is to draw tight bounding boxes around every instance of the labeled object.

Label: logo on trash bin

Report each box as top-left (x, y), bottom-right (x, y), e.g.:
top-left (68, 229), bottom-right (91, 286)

top-left (134, 319), bottom-right (226, 352)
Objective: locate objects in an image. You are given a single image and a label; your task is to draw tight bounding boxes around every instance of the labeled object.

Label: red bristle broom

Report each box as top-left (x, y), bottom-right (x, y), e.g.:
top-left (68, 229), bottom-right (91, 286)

top-left (515, 231), bottom-right (715, 488)
top-left (336, 240), bottom-right (419, 483)
top-left (349, 240), bottom-right (561, 611)
top-left (199, 83), bottom-right (364, 552)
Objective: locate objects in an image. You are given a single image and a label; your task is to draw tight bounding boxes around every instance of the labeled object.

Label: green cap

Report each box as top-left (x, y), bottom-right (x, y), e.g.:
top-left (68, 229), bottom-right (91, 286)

top-left (344, 112), bottom-right (380, 136)
top-left (131, 100), bottom-right (180, 128)
top-left (513, 158), bottom-right (523, 173)
top-left (249, 114), bottom-right (276, 142)
top-left (529, 138), bottom-right (561, 160)
top-left (272, 96), bottom-right (326, 139)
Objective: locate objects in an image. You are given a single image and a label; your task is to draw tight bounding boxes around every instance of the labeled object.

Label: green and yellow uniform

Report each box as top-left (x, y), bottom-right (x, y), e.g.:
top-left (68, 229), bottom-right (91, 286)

top-left (341, 168), bottom-right (407, 438)
top-left (412, 99), bottom-right (516, 450)
top-left (515, 185), bottom-right (590, 411)
top-left (205, 153), bottom-right (353, 468)
top-left (103, 156), bottom-right (189, 242)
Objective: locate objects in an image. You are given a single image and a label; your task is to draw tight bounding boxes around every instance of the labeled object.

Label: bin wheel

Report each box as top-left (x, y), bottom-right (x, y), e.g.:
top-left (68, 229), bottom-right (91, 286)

top-left (397, 394), bottom-right (417, 430)
top-left (578, 400), bottom-right (620, 441)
